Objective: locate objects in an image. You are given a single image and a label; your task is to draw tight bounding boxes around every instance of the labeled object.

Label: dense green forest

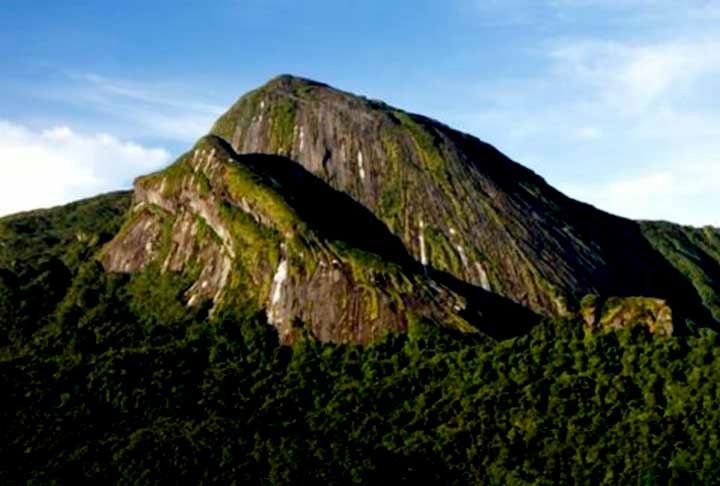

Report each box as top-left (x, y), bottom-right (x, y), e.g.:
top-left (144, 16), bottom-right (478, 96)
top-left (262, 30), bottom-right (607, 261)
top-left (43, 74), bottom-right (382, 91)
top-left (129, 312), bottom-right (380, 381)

top-left (1, 186), bottom-right (720, 485)
top-left (2, 223), bottom-right (720, 483)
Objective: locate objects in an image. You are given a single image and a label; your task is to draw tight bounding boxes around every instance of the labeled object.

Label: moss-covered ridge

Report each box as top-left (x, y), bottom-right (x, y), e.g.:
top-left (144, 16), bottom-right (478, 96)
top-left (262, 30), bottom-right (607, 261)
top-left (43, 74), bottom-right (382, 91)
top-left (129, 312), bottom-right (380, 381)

top-left (641, 222), bottom-right (720, 324)
top-left (210, 75), bottom-right (718, 331)
top-left (101, 135), bottom-right (536, 343)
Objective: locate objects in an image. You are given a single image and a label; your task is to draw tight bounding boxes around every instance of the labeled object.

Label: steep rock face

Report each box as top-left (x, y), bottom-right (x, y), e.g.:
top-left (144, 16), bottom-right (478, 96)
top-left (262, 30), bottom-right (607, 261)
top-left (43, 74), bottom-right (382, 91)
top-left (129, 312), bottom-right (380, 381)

top-left (100, 135), bottom-right (522, 344)
top-left (581, 295), bottom-right (673, 337)
top-left (210, 75), bottom-right (713, 327)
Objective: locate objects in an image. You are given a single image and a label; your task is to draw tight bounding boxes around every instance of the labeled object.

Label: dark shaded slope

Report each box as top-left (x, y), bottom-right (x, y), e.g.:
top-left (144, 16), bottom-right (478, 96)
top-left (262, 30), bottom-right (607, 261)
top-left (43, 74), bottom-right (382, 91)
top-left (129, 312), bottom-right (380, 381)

top-left (642, 222), bottom-right (720, 324)
top-left (101, 135), bottom-right (539, 343)
top-left (214, 141), bottom-right (412, 267)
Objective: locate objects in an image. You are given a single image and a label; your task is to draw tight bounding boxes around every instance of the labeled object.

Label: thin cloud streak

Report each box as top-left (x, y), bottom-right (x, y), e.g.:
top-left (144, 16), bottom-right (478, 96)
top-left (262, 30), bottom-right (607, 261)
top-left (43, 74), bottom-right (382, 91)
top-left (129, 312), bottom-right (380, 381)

top-left (30, 71), bottom-right (227, 142)
top-left (76, 73), bottom-right (226, 114)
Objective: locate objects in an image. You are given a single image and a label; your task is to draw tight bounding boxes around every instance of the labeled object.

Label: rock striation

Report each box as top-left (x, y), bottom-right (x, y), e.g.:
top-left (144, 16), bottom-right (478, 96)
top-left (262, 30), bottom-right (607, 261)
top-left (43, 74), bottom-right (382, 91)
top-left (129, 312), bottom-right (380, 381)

top-left (209, 75), bottom-right (714, 330)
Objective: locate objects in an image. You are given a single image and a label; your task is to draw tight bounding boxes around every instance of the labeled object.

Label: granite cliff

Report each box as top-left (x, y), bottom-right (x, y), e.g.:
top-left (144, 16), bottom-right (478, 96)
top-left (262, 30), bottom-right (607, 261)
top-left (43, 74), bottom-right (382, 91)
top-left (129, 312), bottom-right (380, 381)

top-left (208, 75), bottom-right (716, 331)
top-left (100, 135), bottom-right (537, 343)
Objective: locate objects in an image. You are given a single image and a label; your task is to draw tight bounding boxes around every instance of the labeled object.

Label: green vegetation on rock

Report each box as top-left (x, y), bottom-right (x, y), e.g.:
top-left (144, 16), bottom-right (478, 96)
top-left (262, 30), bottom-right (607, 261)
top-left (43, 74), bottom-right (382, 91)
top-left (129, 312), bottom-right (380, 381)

top-left (209, 75), bottom-right (720, 329)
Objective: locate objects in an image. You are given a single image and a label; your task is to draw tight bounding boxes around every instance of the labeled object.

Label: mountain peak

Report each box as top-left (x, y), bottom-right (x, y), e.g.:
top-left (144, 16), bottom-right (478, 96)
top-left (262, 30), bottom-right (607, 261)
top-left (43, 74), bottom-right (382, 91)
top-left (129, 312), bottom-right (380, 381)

top-left (261, 74), bottom-right (331, 92)
top-left (208, 77), bottom-right (716, 329)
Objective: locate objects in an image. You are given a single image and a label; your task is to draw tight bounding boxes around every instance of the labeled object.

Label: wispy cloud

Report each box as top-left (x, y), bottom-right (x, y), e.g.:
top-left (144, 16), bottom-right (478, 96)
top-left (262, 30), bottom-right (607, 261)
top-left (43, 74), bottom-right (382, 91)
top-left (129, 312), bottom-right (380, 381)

top-left (544, 36), bottom-right (720, 225)
top-left (474, 0), bottom-right (720, 18)
top-left (549, 38), bottom-right (720, 114)
top-left (32, 71), bottom-right (226, 142)
top-left (550, 0), bottom-right (720, 15)
top-left (576, 126), bottom-right (603, 140)
top-left (76, 73), bottom-right (225, 115)
top-left (446, 28), bottom-right (720, 226)
top-left (0, 120), bottom-right (171, 216)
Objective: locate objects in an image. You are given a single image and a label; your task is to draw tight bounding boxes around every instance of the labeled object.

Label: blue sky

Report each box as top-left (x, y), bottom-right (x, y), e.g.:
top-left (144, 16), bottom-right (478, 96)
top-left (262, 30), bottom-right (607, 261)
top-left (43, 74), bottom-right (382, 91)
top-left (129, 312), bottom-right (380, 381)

top-left (1, 0), bottom-right (719, 226)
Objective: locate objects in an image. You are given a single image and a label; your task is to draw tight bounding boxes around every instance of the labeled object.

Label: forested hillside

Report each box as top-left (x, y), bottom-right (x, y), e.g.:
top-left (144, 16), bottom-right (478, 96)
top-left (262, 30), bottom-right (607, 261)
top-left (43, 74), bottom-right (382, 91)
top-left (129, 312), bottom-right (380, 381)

top-left (0, 192), bottom-right (130, 347)
top-left (643, 222), bottom-right (720, 324)
top-left (3, 269), bottom-right (720, 484)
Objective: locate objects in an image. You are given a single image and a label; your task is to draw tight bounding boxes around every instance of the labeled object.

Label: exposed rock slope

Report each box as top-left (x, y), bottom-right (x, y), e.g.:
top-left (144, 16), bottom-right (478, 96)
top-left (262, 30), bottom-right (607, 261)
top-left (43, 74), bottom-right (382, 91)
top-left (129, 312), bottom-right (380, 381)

top-left (581, 295), bottom-right (674, 337)
top-left (210, 75), bottom-right (714, 329)
top-left (101, 135), bottom-right (537, 343)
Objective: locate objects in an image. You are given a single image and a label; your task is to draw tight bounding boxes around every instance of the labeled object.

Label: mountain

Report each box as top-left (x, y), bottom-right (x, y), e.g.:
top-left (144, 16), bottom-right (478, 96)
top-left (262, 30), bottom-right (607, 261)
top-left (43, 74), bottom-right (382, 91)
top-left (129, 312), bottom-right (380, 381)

top-left (209, 74), bottom-right (718, 330)
top-left (641, 222), bottom-right (720, 324)
top-left (4, 75), bottom-right (720, 484)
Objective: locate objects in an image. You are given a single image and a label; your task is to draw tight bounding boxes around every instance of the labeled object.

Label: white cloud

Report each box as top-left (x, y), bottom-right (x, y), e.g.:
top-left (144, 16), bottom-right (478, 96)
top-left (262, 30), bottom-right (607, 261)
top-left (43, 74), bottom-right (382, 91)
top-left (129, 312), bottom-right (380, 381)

top-left (0, 120), bottom-right (171, 216)
top-left (562, 160), bottom-right (720, 226)
top-left (550, 0), bottom-right (720, 15)
top-left (576, 126), bottom-right (602, 140)
top-left (78, 73), bottom-right (223, 114)
top-left (468, 0), bottom-right (720, 26)
top-left (550, 0), bottom-right (676, 7)
top-left (543, 37), bottom-right (720, 226)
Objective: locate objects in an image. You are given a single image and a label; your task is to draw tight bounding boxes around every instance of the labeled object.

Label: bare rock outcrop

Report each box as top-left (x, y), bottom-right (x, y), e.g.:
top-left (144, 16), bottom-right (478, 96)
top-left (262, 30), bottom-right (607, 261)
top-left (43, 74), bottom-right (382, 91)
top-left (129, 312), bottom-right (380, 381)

top-left (581, 294), bottom-right (674, 337)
